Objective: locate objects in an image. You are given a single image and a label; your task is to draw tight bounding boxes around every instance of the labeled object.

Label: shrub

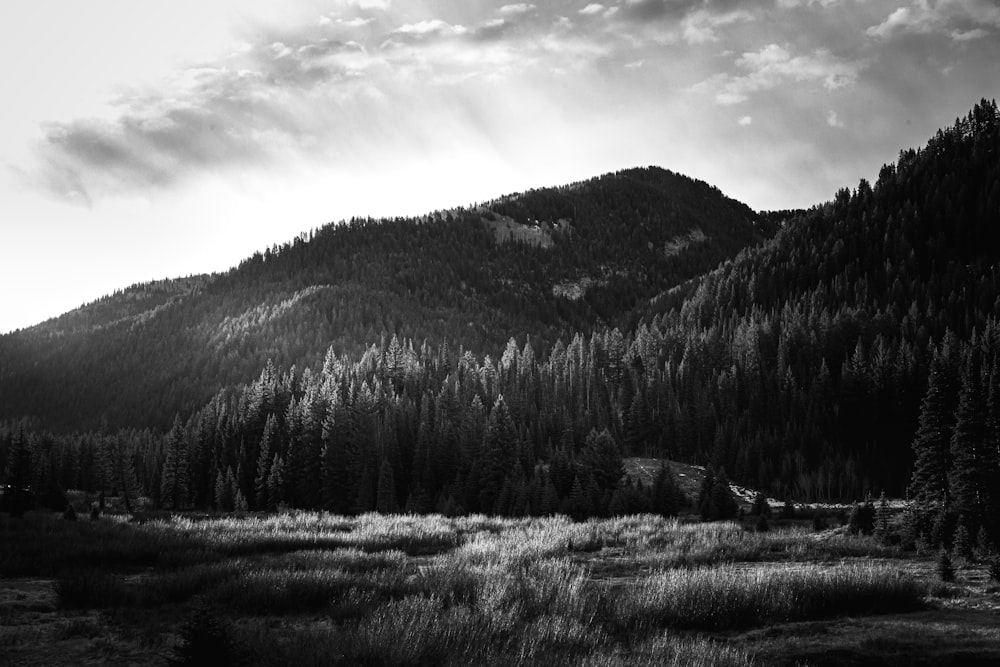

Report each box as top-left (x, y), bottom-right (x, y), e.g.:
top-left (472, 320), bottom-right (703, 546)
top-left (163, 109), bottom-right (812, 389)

top-left (751, 492), bottom-right (770, 517)
top-left (988, 556), bottom-right (1000, 583)
top-left (780, 499), bottom-right (795, 519)
top-left (847, 502), bottom-right (875, 535)
top-left (170, 603), bottom-right (243, 666)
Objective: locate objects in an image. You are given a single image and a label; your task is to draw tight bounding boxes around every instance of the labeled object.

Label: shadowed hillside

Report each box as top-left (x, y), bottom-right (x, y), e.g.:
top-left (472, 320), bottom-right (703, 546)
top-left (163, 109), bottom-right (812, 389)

top-left (0, 167), bottom-right (769, 431)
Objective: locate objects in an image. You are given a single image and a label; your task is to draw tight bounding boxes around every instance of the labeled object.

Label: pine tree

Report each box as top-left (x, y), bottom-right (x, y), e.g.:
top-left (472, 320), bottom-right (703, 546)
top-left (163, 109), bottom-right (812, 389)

top-left (477, 396), bottom-right (519, 513)
top-left (215, 467), bottom-right (235, 512)
top-left (697, 467), bottom-right (716, 520)
top-left (953, 521), bottom-right (974, 562)
top-left (949, 355), bottom-right (989, 535)
top-left (652, 463), bottom-right (682, 517)
top-left (875, 491), bottom-right (891, 541)
top-left (577, 429), bottom-right (623, 493)
top-left (937, 547), bottom-right (955, 582)
top-left (751, 491), bottom-right (771, 517)
top-left (848, 500), bottom-right (875, 535)
top-left (160, 416), bottom-right (189, 510)
top-left (376, 458), bottom-right (397, 514)
top-left (708, 469), bottom-right (739, 521)
top-left (909, 351), bottom-right (956, 502)
top-left (266, 455), bottom-right (284, 510)
top-left (254, 414), bottom-right (278, 510)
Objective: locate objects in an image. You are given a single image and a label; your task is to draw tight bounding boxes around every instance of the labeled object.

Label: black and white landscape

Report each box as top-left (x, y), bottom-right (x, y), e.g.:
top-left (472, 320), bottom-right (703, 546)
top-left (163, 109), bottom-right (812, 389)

top-left (2, 2), bottom-right (1000, 665)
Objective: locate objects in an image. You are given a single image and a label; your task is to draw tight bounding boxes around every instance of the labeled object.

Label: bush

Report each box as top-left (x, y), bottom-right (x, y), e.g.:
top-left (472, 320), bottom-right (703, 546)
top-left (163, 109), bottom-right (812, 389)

top-left (847, 502), bottom-right (875, 535)
top-left (751, 492), bottom-right (770, 517)
top-left (988, 556), bottom-right (1000, 583)
top-left (780, 499), bottom-right (795, 519)
top-left (170, 604), bottom-right (243, 666)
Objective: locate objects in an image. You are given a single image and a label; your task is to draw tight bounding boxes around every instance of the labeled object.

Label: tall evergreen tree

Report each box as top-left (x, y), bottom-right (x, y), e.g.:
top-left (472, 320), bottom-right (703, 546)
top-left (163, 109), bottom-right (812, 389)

top-left (160, 415), bottom-right (189, 510)
top-left (376, 457), bottom-right (397, 514)
top-left (909, 348), bottom-right (958, 512)
top-left (949, 353), bottom-right (990, 535)
top-left (254, 413), bottom-right (279, 510)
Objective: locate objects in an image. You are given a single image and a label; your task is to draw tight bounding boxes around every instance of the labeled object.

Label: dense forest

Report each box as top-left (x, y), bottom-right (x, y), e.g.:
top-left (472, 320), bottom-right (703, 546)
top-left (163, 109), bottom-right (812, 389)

top-left (0, 168), bottom-right (768, 431)
top-left (2, 100), bottom-right (999, 546)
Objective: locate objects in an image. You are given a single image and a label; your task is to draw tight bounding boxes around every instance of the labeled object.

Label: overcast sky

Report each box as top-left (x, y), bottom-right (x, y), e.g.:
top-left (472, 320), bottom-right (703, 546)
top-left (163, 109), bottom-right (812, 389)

top-left (1, 0), bottom-right (998, 333)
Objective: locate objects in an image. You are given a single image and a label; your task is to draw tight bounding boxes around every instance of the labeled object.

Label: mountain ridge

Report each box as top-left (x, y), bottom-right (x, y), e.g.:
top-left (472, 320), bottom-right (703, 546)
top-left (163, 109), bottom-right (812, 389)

top-left (0, 165), bottom-right (771, 431)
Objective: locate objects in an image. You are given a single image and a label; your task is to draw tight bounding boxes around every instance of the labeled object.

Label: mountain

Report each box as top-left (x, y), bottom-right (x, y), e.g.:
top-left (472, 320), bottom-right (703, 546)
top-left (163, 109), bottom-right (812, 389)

top-left (636, 97), bottom-right (1000, 499)
top-left (3, 99), bottom-right (998, 524)
top-left (0, 167), bottom-right (771, 432)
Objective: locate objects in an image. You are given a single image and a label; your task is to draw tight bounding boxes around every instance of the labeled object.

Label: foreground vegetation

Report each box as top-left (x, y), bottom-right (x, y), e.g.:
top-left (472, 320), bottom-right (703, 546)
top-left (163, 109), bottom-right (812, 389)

top-left (6, 508), bottom-right (995, 666)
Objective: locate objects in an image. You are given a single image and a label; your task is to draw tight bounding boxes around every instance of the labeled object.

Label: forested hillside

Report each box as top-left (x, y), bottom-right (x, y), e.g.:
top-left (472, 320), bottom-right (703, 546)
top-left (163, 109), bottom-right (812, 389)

top-left (1, 101), bottom-right (998, 533)
top-left (0, 167), bottom-right (766, 431)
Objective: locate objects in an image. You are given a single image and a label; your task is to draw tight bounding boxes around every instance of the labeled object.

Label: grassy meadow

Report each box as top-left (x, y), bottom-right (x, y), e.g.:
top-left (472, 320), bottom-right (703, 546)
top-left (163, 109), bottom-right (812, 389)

top-left (2, 509), bottom-right (999, 666)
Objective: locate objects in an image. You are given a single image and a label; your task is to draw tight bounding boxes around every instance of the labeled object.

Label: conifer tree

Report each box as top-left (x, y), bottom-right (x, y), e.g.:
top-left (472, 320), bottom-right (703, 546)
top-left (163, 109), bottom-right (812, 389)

top-left (376, 457), bottom-right (397, 514)
top-left (160, 415), bottom-right (189, 510)
top-left (577, 429), bottom-right (623, 492)
top-left (949, 354), bottom-right (989, 534)
top-left (254, 414), bottom-right (278, 510)
top-left (909, 350), bottom-right (957, 509)
top-left (321, 405), bottom-right (359, 514)
top-left (652, 463), bottom-right (682, 517)
top-left (697, 467), bottom-right (716, 520)
top-left (709, 469), bottom-right (739, 521)
top-left (477, 395), bottom-right (519, 512)
top-left (266, 455), bottom-right (284, 510)
top-left (751, 491), bottom-right (771, 517)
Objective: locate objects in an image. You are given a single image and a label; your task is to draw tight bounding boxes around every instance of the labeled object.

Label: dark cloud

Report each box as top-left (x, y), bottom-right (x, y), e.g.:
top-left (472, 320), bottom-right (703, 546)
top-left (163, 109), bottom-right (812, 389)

top-left (619, 0), bottom-right (683, 23)
top-left (617, 0), bottom-right (761, 23)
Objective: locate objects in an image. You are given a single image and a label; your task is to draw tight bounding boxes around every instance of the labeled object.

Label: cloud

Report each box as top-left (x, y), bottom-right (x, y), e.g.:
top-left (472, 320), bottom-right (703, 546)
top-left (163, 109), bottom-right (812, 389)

top-left (826, 110), bottom-right (844, 127)
top-left (580, 3), bottom-right (605, 15)
top-left (866, 0), bottom-right (1000, 40)
top-left (737, 115), bottom-right (753, 126)
top-left (681, 9), bottom-right (755, 44)
top-left (777, 0), bottom-right (841, 8)
top-left (695, 43), bottom-right (862, 105)
top-left (498, 3), bottom-right (535, 16)
top-left (33, 30), bottom-right (384, 200)
top-left (950, 27), bottom-right (988, 41)
top-left (388, 19), bottom-right (468, 41)
top-left (619, 0), bottom-right (685, 23)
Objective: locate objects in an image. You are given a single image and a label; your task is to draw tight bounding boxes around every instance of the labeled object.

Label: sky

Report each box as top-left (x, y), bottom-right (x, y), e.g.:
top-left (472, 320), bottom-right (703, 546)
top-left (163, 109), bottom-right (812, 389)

top-left (1, 0), bottom-right (998, 333)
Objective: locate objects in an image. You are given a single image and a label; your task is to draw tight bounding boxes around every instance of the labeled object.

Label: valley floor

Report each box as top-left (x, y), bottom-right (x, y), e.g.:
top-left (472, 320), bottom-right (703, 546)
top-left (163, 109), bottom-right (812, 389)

top-left (2, 511), bottom-right (999, 666)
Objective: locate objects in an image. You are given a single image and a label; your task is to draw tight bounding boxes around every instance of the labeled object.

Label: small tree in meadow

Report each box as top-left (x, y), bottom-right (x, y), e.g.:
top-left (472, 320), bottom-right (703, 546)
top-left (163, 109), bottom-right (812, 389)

top-left (751, 491), bottom-right (771, 517)
top-left (953, 521), bottom-right (974, 562)
top-left (848, 501), bottom-right (876, 535)
top-left (781, 498), bottom-right (796, 519)
top-left (937, 547), bottom-right (955, 583)
top-left (874, 492), bottom-right (891, 540)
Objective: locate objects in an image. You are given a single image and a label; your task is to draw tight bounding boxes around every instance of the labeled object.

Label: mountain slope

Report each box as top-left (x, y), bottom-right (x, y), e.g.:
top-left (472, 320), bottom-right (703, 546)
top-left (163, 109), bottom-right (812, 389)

top-left (637, 97), bottom-right (1000, 497)
top-left (2, 100), bottom-right (998, 519)
top-left (0, 167), bottom-right (770, 431)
